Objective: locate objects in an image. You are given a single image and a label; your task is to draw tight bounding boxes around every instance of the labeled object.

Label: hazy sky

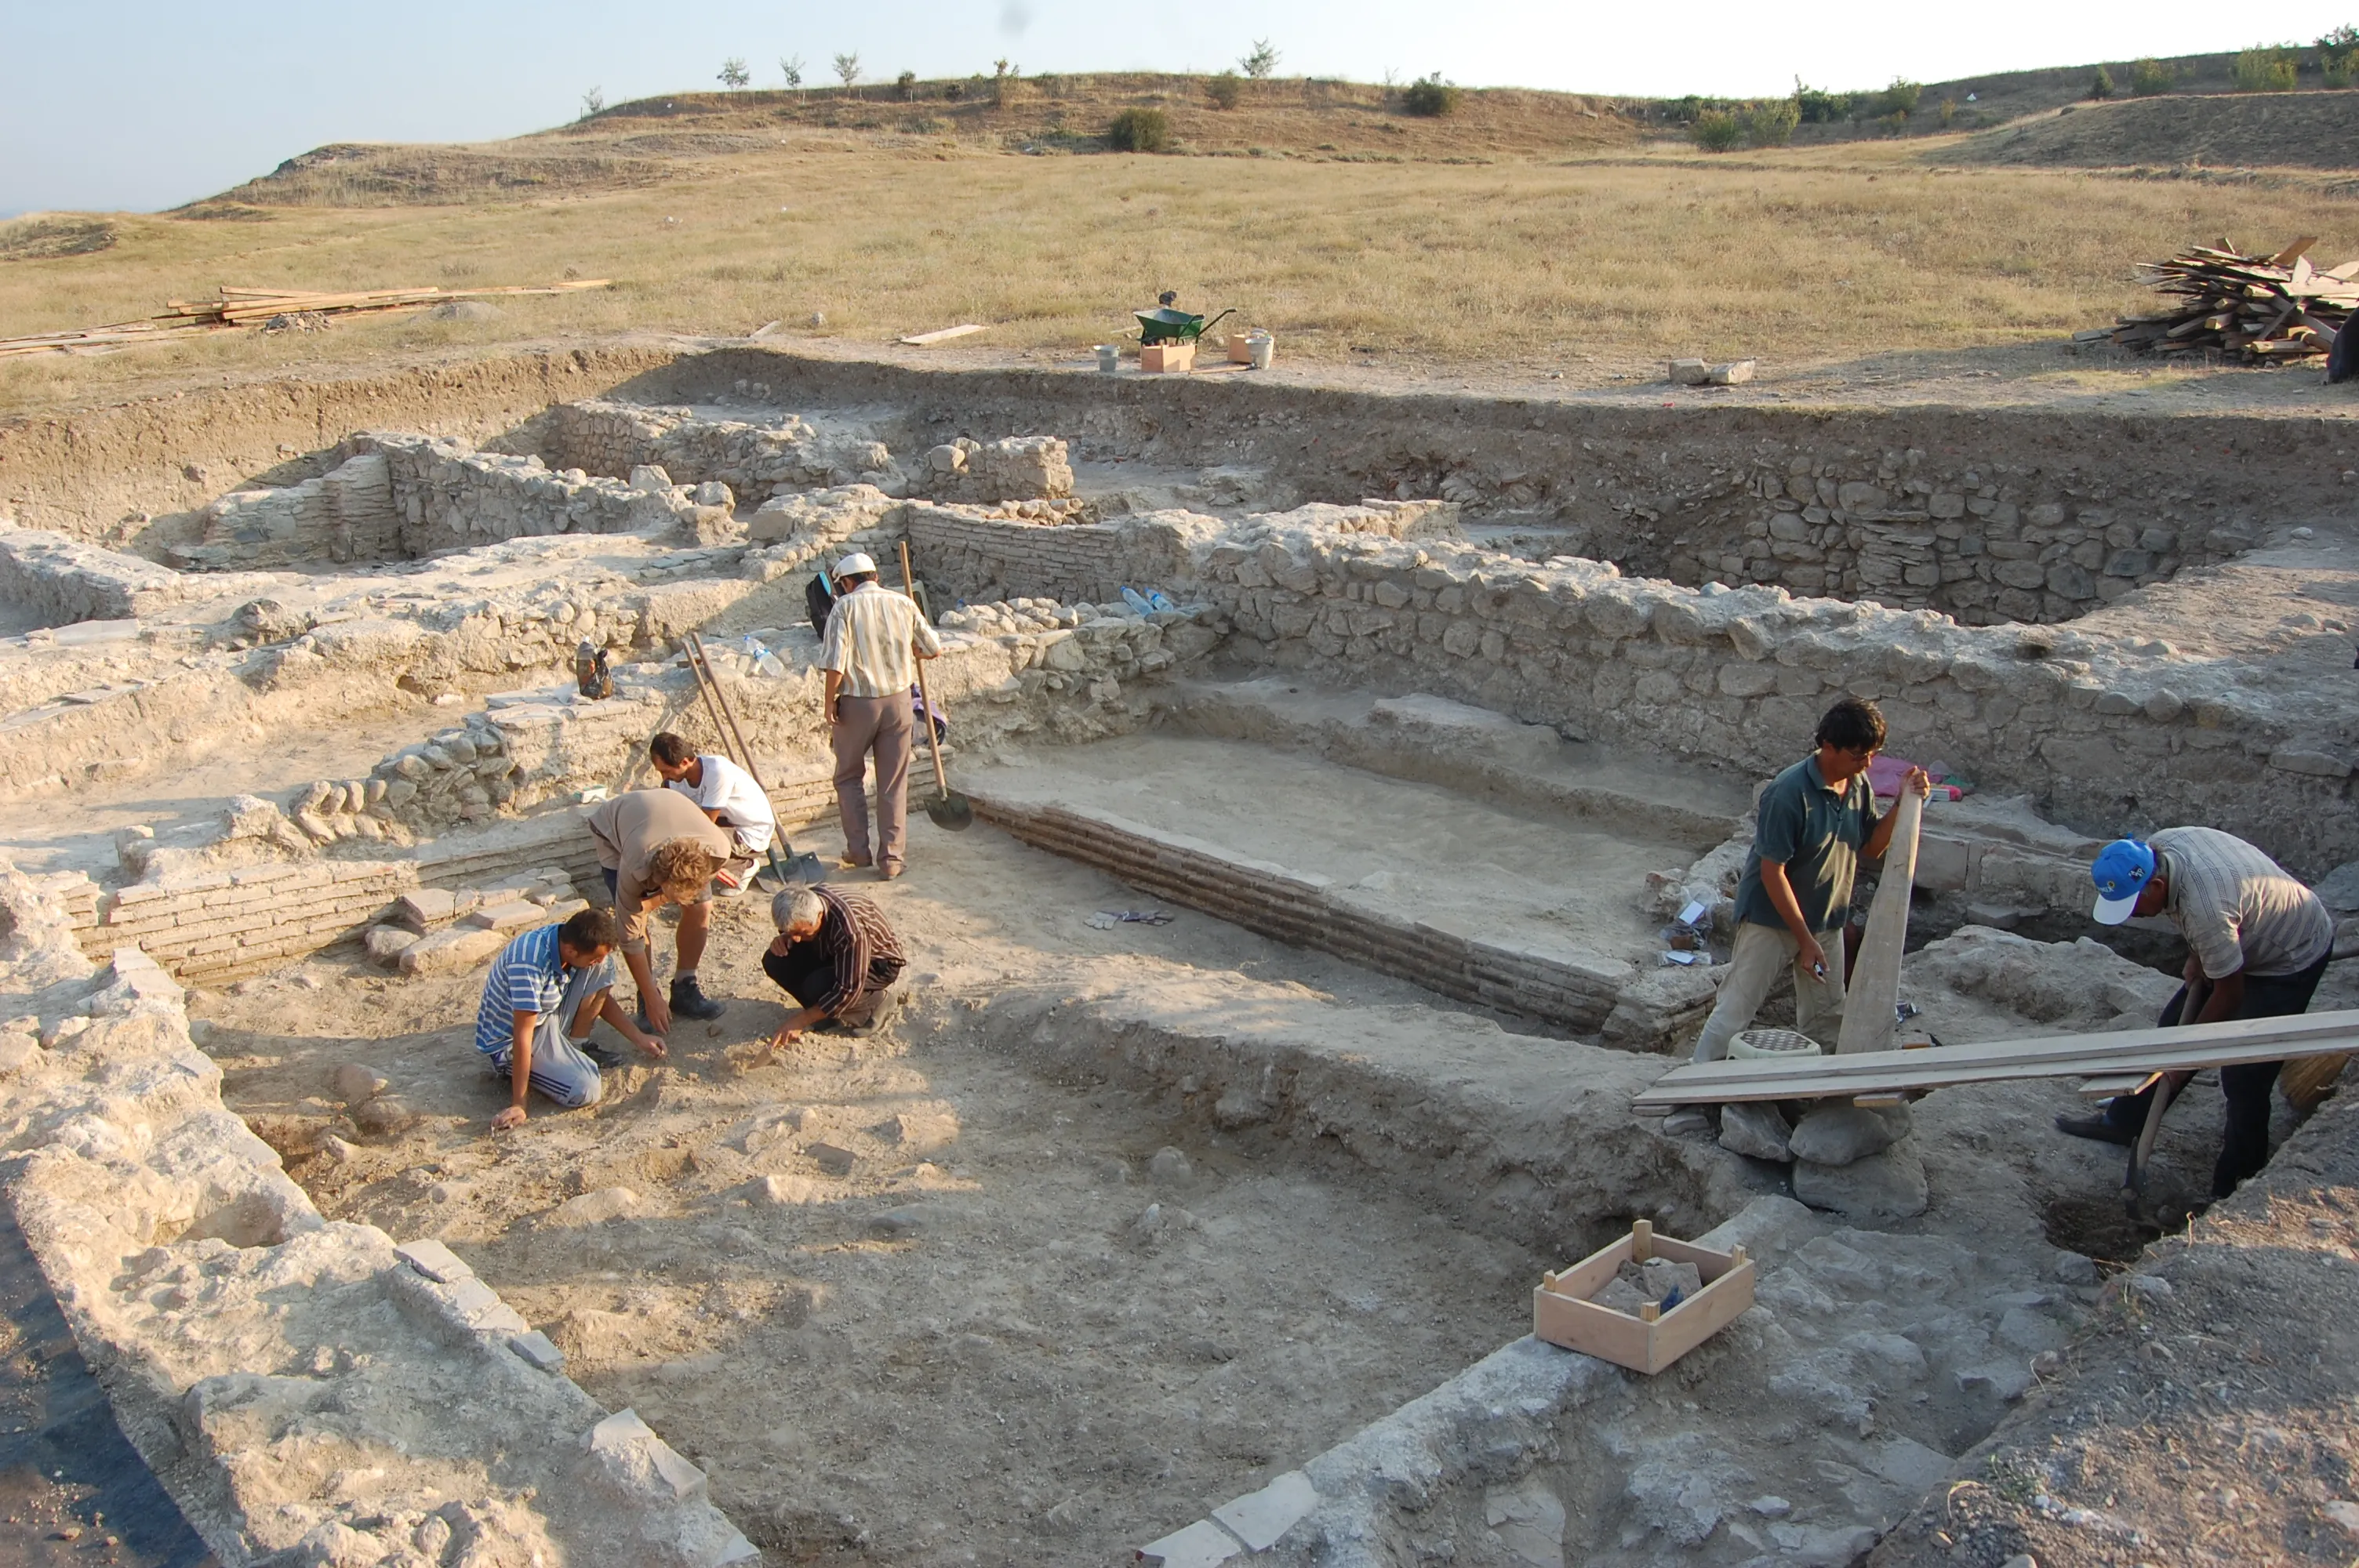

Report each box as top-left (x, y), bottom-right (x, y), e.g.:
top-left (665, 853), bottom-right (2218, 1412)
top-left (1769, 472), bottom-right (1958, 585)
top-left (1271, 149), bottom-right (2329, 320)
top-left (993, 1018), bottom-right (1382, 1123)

top-left (5, 2), bottom-right (2354, 215)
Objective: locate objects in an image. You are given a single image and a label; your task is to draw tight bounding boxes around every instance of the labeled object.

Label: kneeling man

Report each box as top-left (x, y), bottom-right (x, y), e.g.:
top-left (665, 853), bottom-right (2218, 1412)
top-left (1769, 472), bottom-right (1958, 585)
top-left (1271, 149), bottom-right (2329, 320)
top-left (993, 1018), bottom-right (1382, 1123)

top-left (761, 885), bottom-right (908, 1048)
top-left (649, 731), bottom-right (776, 891)
top-left (478, 906), bottom-right (667, 1130)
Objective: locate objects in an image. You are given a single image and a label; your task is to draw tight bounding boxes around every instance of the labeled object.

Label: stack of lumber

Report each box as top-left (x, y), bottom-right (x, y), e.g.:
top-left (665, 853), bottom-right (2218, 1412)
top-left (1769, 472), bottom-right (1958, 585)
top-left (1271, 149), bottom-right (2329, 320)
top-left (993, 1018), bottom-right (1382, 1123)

top-left (1630, 1007), bottom-right (2359, 1111)
top-left (2085, 238), bottom-right (2358, 361)
top-left (0, 279), bottom-right (611, 358)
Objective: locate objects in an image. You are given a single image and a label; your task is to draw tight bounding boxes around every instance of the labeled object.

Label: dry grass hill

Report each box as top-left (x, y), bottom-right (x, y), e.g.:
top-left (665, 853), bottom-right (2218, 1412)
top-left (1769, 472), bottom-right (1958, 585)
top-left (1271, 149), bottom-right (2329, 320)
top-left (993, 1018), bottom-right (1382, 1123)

top-left (8, 62), bottom-right (2359, 418)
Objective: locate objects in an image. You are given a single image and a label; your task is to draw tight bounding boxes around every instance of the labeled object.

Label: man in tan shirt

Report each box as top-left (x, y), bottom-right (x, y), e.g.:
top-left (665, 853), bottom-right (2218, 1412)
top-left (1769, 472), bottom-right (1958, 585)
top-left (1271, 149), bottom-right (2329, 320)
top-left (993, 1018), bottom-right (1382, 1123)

top-left (586, 787), bottom-right (736, 1030)
top-left (820, 551), bottom-right (942, 879)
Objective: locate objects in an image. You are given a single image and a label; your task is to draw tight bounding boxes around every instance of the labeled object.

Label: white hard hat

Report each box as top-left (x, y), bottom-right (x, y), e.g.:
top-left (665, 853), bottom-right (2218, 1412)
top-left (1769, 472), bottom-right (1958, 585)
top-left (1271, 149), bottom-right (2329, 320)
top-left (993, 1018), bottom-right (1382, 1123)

top-left (835, 552), bottom-right (878, 578)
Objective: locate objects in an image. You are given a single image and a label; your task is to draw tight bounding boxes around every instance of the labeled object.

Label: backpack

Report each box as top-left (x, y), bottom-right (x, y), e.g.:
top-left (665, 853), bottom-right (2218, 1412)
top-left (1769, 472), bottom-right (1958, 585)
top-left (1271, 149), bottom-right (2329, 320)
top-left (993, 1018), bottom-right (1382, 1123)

top-left (804, 571), bottom-right (837, 634)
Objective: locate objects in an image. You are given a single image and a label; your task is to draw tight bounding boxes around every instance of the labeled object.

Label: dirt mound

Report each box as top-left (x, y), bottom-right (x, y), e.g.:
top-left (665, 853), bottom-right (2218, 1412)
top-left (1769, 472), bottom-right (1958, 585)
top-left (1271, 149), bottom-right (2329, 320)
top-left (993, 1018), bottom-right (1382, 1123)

top-left (0, 215), bottom-right (115, 261)
top-left (198, 73), bottom-right (1641, 207)
top-left (1939, 89), bottom-right (2359, 169)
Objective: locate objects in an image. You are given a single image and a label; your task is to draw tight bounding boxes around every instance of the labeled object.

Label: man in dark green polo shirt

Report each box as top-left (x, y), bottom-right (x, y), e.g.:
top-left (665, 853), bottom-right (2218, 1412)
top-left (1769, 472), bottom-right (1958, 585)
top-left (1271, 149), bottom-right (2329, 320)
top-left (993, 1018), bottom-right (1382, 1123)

top-left (1692, 697), bottom-right (1929, 1063)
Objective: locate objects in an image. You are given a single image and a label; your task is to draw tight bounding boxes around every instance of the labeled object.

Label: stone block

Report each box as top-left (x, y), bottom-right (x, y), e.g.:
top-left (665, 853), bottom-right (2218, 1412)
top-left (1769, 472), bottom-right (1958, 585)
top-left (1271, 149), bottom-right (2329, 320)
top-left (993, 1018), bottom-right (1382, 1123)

top-left (1787, 1103), bottom-right (1909, 1166)
top-left (1718, 1101), bottom-right (1792, 1162)
top-left (543, 1186), bottom-right (645, 1227)
top-left (1138, 1518), bottom-right (1244, 1568)
top-left (2270, 748), bottom-right (2352, 778)
top-left (397, 926), bottom-right (509, 977)
top-left (394, 888), bottom-right (461, 931)
top-left (586, 1409), bottom-right (708, 1504)
top-left (509, 1330), bottom-right (566, 1371)
top-left (1793, 1136), bottom-right (1928, 1218)
top-left (463, 899), bottom-right (546, 933)
top-left (364, 926), bottom-right (420, 966)
top-left (1212, 1470), bottom-right (1318, 1552)
top-left (395, 1238), bottom-right (471, 1283)
top-left (1667, 358), bottom-right (1709, 386)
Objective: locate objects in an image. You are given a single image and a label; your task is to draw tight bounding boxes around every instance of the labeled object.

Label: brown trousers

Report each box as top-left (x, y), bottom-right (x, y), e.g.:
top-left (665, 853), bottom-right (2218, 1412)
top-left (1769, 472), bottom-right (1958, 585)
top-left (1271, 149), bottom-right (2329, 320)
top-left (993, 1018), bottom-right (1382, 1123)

top-left (832, 694), bottom-right (912, 870)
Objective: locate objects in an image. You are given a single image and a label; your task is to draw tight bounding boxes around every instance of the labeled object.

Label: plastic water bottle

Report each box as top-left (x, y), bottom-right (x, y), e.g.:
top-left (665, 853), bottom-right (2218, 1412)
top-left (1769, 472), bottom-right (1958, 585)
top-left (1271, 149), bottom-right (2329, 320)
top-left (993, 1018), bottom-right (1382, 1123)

top-left (1119, 586), bottom-right (1154, 616)
top-left (1147, 589), bottom-right (1177, 613)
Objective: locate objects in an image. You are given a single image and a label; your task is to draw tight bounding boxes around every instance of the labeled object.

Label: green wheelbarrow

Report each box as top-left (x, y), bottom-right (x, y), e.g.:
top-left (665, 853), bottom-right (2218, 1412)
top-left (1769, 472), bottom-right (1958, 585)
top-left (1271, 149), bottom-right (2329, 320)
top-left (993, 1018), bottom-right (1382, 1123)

top-left (1135, 305), bottom-right (1239, 345)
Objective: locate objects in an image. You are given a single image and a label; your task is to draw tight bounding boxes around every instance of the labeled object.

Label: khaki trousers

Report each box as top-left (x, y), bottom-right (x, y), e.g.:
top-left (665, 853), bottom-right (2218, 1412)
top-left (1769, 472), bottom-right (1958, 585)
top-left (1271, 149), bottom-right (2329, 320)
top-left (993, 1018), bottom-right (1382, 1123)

top-left (1691, 921), bottom-right (1848, 1062)
top-left (832, 694), bottom-right (912, 871)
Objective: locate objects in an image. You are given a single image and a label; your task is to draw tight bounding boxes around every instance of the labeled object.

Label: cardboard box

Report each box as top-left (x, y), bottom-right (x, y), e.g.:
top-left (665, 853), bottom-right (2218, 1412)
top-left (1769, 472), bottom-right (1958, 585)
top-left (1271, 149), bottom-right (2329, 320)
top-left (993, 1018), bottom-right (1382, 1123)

top-left (1140, 341), bottom-right (1196, 374)
top-left (1532, 1219), bottom-right (1754, 1374)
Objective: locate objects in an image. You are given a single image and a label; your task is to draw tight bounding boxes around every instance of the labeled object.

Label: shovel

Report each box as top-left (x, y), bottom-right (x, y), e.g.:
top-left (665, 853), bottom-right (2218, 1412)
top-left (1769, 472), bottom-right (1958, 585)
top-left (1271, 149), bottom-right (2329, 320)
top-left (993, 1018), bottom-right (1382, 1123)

top-left (900, 542), bottom-right (973, 831)
top-left (679, 633), bottom-right (829, 886)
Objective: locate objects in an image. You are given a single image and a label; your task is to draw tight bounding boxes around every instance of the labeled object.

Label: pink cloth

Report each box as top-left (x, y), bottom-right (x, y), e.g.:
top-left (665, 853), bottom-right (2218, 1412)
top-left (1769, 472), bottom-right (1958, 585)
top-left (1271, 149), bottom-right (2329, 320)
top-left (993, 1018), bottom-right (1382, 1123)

top-left (1867, 754), bottom-right (1963, 800)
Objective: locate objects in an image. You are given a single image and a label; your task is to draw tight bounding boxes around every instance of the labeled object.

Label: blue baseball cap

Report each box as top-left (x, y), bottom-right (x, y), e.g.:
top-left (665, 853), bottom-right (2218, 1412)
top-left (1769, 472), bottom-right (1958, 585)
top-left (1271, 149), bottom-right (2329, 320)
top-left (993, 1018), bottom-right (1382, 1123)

top-left (2090, 838), bottom-right (2158, 925)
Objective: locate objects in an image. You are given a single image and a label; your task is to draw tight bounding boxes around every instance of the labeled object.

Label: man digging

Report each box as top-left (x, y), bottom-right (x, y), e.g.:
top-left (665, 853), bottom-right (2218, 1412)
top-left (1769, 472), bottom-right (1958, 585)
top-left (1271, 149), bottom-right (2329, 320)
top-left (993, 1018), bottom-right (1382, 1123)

top-left (761, 884), bottom-right (909, 1048)
top-left (2057, 828), bottom-right (2333, 1198)
top-left (478, 906), bottom-right (666, 1130)
top-left (587, 786), bottom-right (736, 1031)
top-left (649, 731), bottom-right (776, 892)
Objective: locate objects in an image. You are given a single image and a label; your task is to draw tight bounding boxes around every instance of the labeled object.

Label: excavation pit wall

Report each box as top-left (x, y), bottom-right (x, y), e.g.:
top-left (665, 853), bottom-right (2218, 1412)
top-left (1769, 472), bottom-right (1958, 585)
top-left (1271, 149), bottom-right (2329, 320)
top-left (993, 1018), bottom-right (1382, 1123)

top-left (0, 877), bottom-right (760, 1568)
top-left (897, 507), bottom-right (2357, 877)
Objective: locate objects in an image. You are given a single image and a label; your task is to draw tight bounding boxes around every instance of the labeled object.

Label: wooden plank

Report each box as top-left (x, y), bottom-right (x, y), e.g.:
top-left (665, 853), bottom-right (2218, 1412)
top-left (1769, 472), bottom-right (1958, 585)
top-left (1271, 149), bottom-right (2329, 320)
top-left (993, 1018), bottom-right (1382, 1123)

top-left (2078, 1073), bottom-right (2160, 1098)
top-left (2270, 236), bottom-right (2319, 267)
top-left (1631, 1008), bottom-right (2359, 1109)
top-left (1837, 789), bottom-right (1921, 1055)
top-left (897, 323), bottom-right (986, 346)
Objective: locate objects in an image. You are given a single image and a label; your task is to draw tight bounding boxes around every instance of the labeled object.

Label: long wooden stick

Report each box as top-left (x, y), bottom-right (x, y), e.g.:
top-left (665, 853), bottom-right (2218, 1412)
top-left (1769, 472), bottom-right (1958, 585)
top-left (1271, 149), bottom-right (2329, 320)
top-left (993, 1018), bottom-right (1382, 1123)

top-left (1633, 1007), bottom-right (2359, 1109)
top-left (1835, 788), bottom-right (1922, 1055)
top-left (896, 541), bottom-right (957, 808)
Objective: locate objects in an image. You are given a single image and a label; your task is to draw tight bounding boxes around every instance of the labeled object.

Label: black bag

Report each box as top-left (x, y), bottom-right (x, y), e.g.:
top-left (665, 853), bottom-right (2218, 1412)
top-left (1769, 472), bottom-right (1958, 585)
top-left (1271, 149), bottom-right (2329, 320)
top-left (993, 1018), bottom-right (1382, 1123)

top-left (2331, 322), bottom-right (2359, 385)
top-left (804, 571), bottom-right (837, 634)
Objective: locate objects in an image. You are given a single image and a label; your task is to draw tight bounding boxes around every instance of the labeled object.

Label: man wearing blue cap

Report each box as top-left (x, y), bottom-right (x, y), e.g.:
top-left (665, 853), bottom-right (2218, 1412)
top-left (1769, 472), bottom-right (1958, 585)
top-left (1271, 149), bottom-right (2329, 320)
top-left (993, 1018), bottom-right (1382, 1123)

top-left (2058, 828), bottom-right (2332, 1196)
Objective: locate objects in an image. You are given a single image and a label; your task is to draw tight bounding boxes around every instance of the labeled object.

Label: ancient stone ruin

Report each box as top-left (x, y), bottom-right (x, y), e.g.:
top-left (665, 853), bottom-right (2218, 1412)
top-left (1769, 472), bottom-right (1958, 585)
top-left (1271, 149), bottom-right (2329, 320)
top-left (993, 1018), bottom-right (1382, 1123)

top-left (0, 350), bottom-right (2353, 1566)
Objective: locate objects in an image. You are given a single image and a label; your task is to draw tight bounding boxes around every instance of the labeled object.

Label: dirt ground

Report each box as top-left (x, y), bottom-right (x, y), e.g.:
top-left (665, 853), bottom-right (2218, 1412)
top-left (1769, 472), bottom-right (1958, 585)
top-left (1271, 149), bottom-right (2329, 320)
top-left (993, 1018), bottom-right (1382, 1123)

top-left (198, 805), bottom-right (1562, 1566)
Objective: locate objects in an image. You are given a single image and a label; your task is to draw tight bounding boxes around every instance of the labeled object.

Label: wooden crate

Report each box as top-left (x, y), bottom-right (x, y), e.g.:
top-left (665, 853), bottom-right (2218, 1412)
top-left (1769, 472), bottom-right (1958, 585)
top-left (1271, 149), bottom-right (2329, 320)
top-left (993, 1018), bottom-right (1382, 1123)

top-left (1532, 1220), bottom-right (1754, 1374)
top-left (1140, 341), bottom-right (1196, 373)
top-left (1225, 332), bottom-right (1257, 364)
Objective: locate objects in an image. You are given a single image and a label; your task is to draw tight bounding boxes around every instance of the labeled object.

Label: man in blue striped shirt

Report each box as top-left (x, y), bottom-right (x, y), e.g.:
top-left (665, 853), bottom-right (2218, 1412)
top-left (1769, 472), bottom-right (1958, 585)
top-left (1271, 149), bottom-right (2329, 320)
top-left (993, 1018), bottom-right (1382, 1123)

top-left (475, 906), bottom-right (667, 1130)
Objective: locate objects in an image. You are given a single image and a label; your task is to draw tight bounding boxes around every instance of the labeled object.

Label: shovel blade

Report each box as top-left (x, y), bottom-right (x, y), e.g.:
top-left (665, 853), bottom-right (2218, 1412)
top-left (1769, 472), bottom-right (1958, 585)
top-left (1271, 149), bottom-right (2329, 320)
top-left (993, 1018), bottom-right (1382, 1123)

top-left (926, 793), bottom-right (976, 832)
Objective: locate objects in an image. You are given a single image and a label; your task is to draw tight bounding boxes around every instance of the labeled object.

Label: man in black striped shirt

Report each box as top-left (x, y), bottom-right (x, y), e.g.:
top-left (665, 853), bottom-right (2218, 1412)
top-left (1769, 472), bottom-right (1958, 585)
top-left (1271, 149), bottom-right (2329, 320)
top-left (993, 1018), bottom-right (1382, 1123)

top-left (761, 885), bottom-right (908, 1047)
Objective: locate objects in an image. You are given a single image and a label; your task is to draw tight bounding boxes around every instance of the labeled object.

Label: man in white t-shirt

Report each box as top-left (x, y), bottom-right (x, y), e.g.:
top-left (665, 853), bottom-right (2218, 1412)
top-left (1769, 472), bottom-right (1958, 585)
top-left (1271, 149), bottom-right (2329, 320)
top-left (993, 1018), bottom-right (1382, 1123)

top-left (649, 732), bottom-right (776, 890)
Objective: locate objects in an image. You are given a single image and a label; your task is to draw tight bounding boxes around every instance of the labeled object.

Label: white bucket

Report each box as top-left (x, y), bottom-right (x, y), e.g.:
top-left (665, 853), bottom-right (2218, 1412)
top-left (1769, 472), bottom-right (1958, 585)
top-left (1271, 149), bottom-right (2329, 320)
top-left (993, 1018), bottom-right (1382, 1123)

top-left (1729, 1027), bottom-right (1823, 1061)
top-left (1247, 331), bottom-right (1274, 370)
top-left (1096, 344), bottom-right (1120, 373)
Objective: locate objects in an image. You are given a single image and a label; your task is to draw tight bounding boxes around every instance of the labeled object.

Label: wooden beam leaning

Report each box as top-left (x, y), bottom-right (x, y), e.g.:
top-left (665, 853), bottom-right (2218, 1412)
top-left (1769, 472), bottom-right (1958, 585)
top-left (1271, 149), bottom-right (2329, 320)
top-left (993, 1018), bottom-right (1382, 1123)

top-left (1630, 1008), bottom-right (2359, 1110)
top-left (1836, 789), bottom-right (1921, 1055)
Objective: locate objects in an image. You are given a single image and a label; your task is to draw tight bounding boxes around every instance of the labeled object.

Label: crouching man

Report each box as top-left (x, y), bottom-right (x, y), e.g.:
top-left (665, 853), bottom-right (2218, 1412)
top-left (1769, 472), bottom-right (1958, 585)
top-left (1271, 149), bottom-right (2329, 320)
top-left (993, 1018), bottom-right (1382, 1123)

top-left (587, 786), bottom-right (736, 1029)
top-left (479, 906), bottom-right (667, 1131)
top-left (649, 731), bottom-right (777, 892)
top-left (761, 885), bottom-right (909, 1047)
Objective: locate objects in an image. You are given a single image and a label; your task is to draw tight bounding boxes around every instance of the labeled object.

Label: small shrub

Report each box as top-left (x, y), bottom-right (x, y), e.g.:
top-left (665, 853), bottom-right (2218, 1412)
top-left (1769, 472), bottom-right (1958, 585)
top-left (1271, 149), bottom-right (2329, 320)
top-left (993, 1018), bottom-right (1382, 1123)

top-left (2090, 65), bottom-right (2115, 99)
top-left (1402, 74), bottom-right (1461, 117)
top-left (1034, 72), bottom-right (1063, 97)
top-left (580, 86), bottom-right (605, 119)
top-left (2129, 57), bottom-right (2172, 94)
top-left (1939, 96), bottom-right (1959, 127)
top-left (1794, 79), bottom-right (1852, 122)
top-left (990, 60), bottom-right (1020, 107)
top-left (1691, 111), bottom-right (1743, 152)
top-left (2234, 47), bottom-right (2298, 91)
top-left (943, 81), bottom-right (964, 101)
top-left (1744, 96), bottom-right (1800, 146)
top-left (1869, 78), bottom-right (1922, 119)
top-left (1240, 38), bottom-right (1280, 79)
top-left (1207, 70), bottom-right (1242, 109)
top-left (2319, 31), bottom-right (2359, 86)
top-left (718, 56), bottom-right (751, 89)
top-left (896, 70), bottom-right (918, 100)
top-left (1107, 107), bottom-right (1171, 152)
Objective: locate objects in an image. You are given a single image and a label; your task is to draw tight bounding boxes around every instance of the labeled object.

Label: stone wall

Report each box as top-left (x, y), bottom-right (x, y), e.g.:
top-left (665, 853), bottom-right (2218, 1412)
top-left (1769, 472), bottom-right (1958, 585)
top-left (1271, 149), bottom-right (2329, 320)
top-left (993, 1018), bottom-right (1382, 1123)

top-left (0, 872), bottom-right (758, 1567)
top-left (170, 452), bottom-right (401, 570)
top-left (518, 398), bottom-right (899, 504)
top-left (1183, 521), bottom-right (2357, 873)
top-left (0, 528), bottom-right (187, 625)
top-left (1656, 452), bottom-right (2243, 625)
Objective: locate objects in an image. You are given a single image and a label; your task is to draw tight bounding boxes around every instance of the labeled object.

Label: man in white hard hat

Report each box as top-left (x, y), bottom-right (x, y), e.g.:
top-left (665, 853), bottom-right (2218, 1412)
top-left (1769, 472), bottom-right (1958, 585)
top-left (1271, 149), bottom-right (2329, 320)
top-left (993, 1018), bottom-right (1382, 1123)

top-left (2057, 829), bottom-right (2332, 1197)
top-left (820, 552), bottom-right (941, 879)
